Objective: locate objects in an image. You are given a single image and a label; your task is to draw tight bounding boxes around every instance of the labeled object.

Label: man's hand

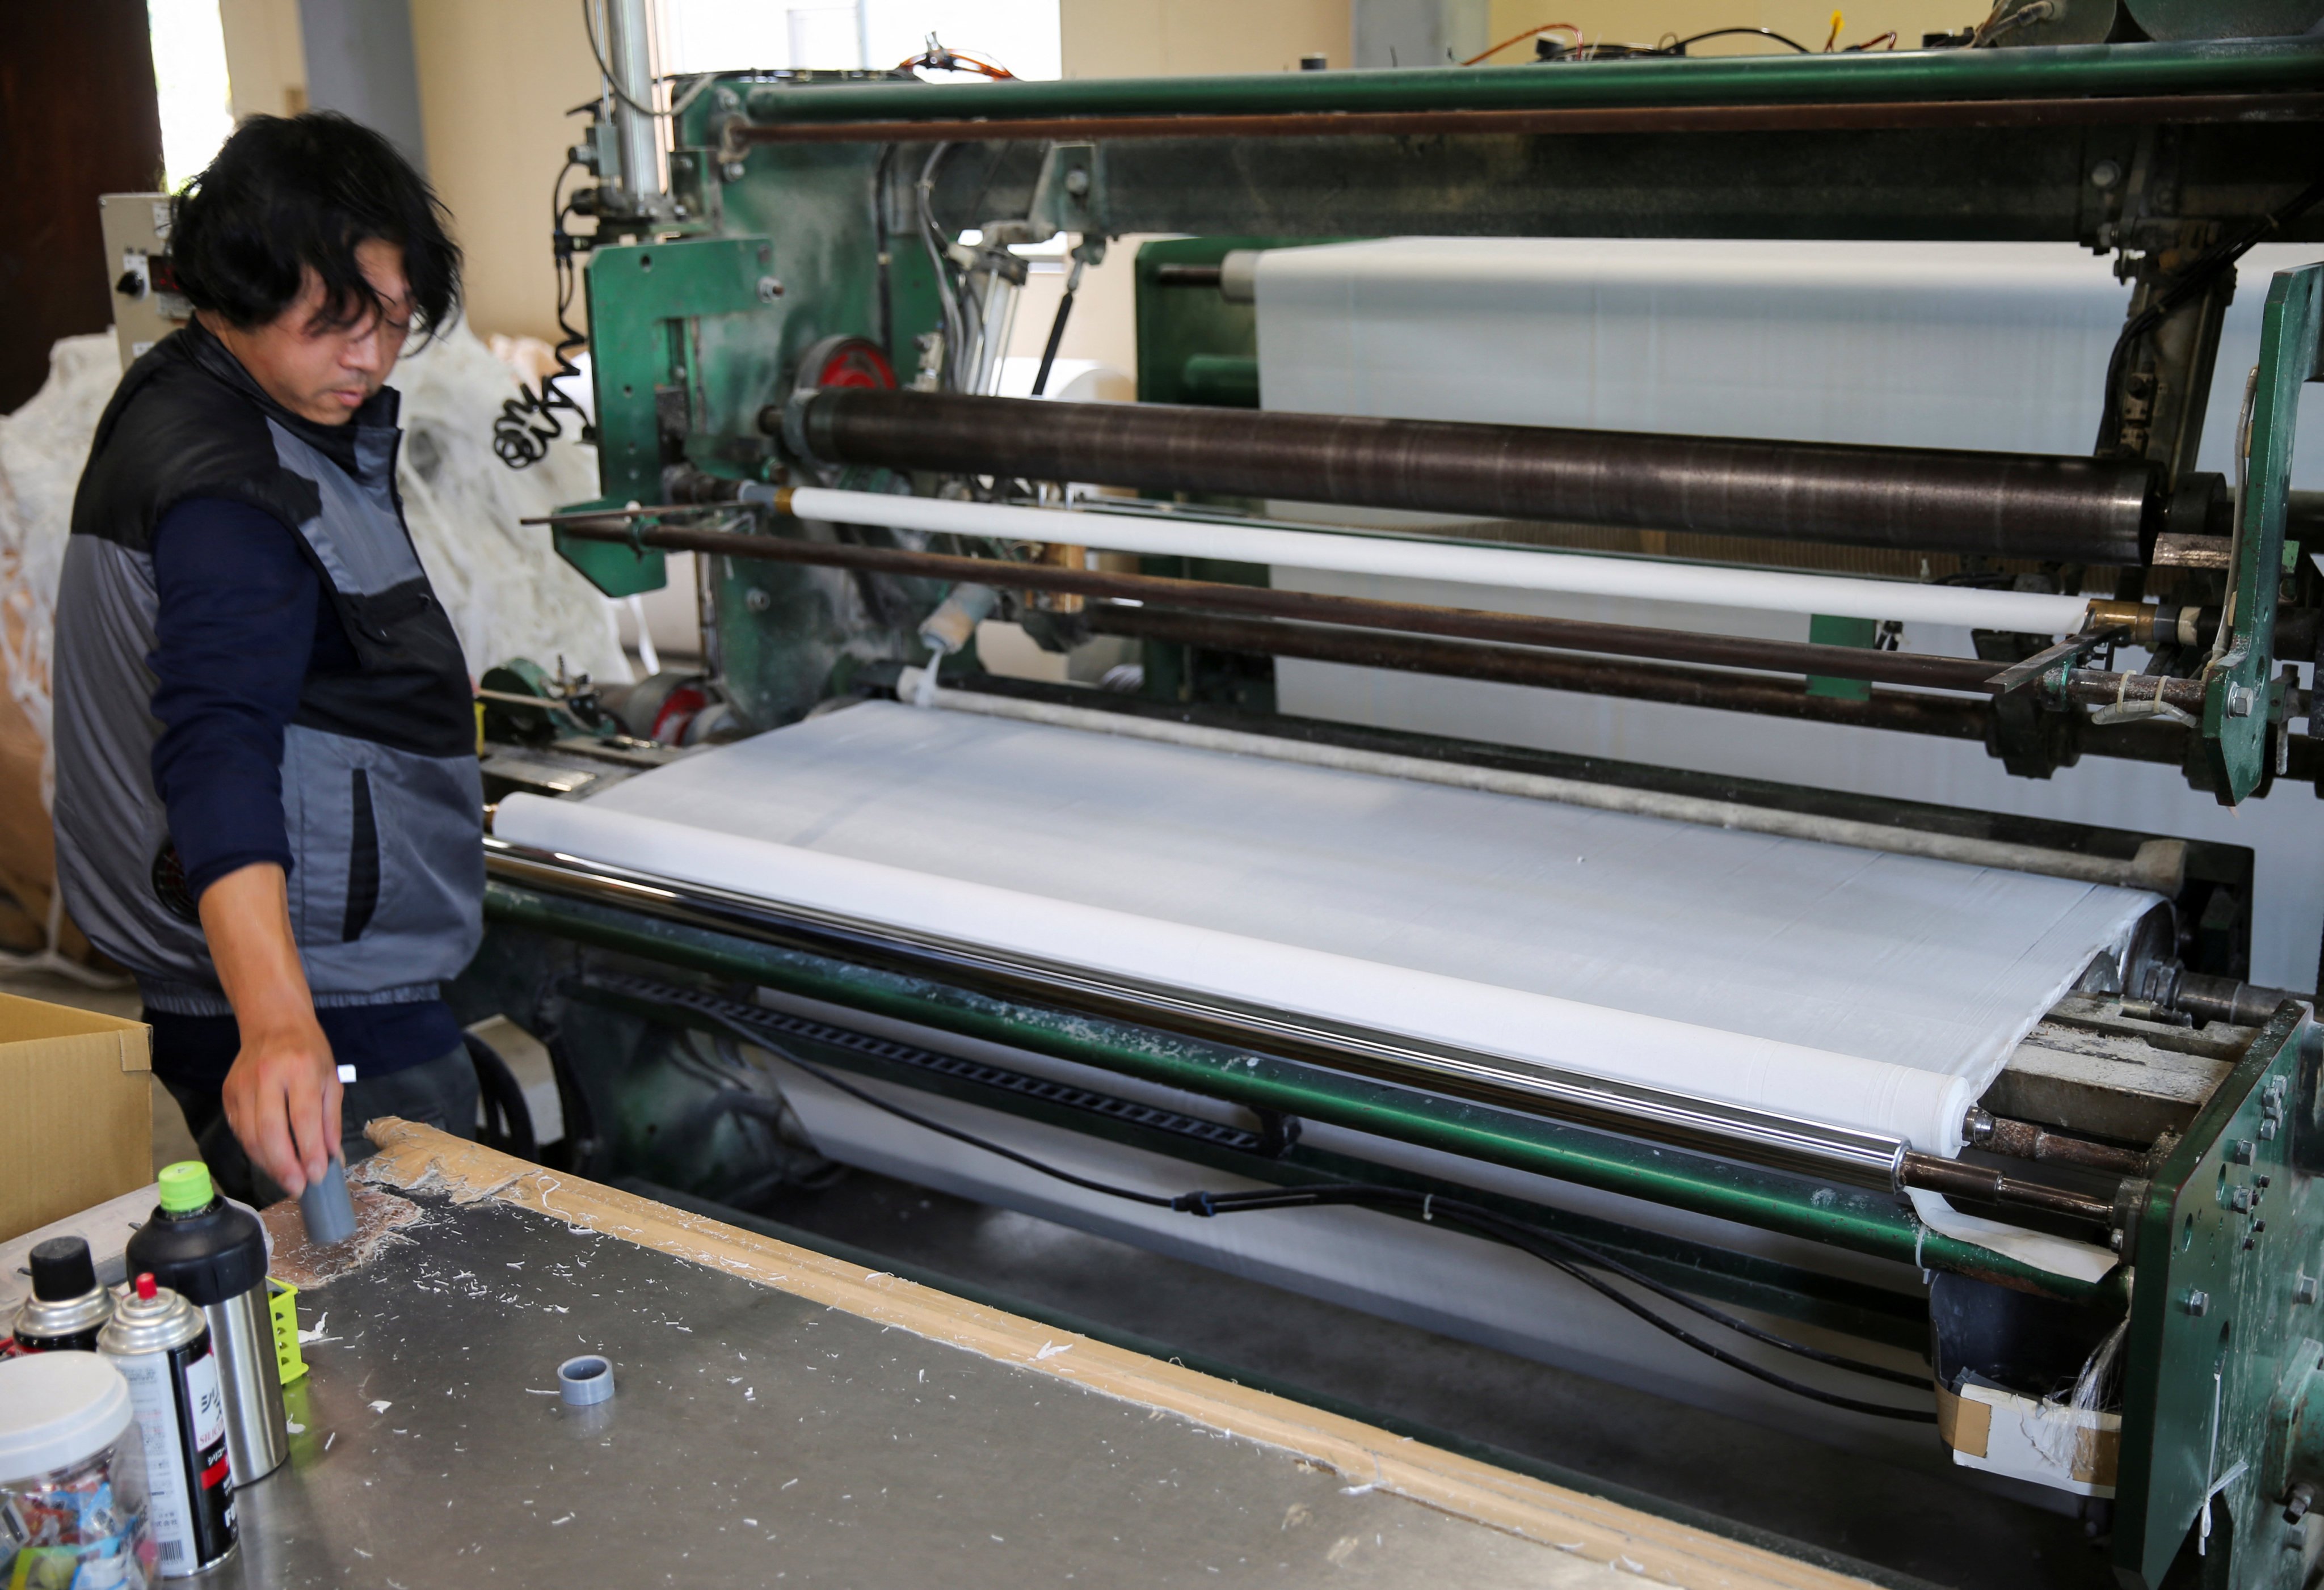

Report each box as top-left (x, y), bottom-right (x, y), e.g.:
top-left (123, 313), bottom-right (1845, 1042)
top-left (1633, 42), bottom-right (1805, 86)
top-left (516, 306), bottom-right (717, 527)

top-left (200, 863), bottom-right (342, 1195)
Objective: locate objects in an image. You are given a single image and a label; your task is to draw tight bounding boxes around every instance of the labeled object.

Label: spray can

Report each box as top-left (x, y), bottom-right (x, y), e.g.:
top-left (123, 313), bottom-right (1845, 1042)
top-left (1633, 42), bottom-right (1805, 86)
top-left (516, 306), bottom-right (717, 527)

top-left (125, 1161), bottom-right (289, 1486)
top-left (8, 1237), bottom-right (113, 1355)
top-left (98, 1273), bottom-right (236, 1577)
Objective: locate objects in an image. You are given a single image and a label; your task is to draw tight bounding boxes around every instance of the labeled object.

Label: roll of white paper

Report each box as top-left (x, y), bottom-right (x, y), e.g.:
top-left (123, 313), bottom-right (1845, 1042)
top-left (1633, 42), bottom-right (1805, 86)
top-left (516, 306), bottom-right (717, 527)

top-left (785, 486), bottom-right (2090, 632)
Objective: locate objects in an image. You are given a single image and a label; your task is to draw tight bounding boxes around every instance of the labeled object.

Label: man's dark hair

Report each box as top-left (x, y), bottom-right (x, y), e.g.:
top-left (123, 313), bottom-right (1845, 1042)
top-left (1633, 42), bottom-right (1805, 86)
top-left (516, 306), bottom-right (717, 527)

top-left (171, 113), bottom-right (461, 338)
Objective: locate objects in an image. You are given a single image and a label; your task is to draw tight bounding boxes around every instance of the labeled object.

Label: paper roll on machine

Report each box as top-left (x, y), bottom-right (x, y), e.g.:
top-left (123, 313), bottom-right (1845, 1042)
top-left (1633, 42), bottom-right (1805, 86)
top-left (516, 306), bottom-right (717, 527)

top-left (464, 11), bottom-right (2324, 1584)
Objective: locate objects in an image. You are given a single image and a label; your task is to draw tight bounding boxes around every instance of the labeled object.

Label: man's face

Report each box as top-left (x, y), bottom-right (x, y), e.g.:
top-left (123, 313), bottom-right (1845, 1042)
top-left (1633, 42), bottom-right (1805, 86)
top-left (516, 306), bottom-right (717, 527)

top-left (202, 238), bottom-right (413, 426)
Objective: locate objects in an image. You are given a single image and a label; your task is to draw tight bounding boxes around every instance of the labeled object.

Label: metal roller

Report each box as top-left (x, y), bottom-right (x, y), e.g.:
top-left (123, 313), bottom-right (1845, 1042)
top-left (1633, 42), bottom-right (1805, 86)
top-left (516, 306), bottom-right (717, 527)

top-left (794, 389), bottom-right (2162, 565)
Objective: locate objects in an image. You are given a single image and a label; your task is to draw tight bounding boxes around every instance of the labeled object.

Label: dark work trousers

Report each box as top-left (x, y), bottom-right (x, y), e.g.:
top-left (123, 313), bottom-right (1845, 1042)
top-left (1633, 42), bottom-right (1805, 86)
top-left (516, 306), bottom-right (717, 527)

top-left (160, 1045), bottom-right (479, 1207)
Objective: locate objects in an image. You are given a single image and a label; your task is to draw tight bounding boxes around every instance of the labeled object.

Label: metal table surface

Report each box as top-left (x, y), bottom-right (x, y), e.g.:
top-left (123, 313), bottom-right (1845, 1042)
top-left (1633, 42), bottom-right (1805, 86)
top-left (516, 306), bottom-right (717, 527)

top-left (204, 1185), bottom-right (1634, 1588)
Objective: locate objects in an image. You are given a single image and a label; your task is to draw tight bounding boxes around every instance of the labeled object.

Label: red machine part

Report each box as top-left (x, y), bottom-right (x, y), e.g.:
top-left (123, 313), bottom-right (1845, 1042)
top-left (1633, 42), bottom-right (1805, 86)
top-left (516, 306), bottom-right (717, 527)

top-left (649, 682), bottom-right (710, 745)
top-left (802, 335), bottom-right (896, 392)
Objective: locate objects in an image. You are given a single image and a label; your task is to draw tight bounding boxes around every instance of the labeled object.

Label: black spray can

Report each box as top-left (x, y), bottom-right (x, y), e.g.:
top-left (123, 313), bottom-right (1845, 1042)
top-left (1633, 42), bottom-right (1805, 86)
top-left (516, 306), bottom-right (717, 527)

top-left (127, 1161), bottom-right (289, 1484)
top-left (98, 1272), bottom-right (237, 1576)
top-left (7, 1237), bottom-right (113, 1353)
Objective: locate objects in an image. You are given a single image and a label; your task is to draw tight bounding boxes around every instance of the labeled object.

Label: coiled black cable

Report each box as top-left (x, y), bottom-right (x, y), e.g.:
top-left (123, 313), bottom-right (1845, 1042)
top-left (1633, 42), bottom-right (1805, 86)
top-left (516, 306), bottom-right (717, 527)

top-left (494, 158), bottom-right (593, 470)
top-left (689, 1005), bottom-right (1938, 1423)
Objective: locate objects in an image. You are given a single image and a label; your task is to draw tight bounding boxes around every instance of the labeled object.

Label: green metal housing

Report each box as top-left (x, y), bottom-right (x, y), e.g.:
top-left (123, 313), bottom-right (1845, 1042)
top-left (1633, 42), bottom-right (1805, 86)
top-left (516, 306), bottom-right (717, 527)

top-left (515, 39), bottom-right (2324, 1586)
top-left (732, 43), bottom-right (2324, 123)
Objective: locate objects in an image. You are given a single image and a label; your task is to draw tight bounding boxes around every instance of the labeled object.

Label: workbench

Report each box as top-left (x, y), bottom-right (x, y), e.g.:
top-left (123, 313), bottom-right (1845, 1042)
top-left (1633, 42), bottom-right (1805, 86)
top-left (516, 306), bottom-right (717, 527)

top-left (154, 1121), bottom-right (1883, 1588)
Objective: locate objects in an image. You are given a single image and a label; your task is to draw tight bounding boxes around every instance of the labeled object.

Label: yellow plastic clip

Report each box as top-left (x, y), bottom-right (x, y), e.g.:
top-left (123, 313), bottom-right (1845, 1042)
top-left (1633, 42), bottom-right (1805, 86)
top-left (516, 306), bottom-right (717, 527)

top-left (268, 1277), bottom-right (309, 1386)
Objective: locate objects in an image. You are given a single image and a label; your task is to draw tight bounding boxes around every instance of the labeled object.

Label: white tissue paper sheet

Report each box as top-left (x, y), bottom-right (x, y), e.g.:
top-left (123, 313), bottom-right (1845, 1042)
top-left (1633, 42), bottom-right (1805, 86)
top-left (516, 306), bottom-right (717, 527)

top-left (1249, 237), bottom-right (2324, 995)
top-left (497, 702), bottom-right (2152, 1279)
top-left (1254, 237), bottom-right (2324, 467)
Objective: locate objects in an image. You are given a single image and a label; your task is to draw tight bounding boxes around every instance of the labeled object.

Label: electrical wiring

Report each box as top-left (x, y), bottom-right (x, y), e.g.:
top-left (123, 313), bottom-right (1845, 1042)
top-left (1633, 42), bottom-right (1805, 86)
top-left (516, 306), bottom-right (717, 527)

top-left (1462, 22), bottom-right (1581, 65)
top-left (1179, 1181), bottom-right (1930, 1392)
top-left (1523, 27), bottom-right (1815, 62)
top-left (912, 150), bottom-right (1025, 396)
top-left (492, 158), bottom-right (594, 469)
top-left (916, 144), bottom-right (969, 390)
top-left (1969, 0), bottom-right (2053, 47)
top-left (683, 1003), bottom-right (1940, 1423)
top-left (898, 37), bottom-right (1017, 80)
top-left (1660, 27), bottom-right (1812, 53)
top-left (872, 144), bottom-right (896, 356)
top-left (2095, 172), bottom-right (2324, 454)
top-left (1178, 1187), bottom-right (1940, 1420)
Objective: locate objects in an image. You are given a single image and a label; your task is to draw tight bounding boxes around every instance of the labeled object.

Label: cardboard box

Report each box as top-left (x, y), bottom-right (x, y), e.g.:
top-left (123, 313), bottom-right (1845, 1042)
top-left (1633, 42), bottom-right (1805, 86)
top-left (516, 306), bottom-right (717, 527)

top-left (0, 991), bottom-right (151, 1242)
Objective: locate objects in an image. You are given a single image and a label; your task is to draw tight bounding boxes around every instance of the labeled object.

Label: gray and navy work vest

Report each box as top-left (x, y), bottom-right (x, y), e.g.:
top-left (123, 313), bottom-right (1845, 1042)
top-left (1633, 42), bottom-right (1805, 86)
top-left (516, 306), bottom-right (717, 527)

top-left (53, 324), bottom-right (483, 1018)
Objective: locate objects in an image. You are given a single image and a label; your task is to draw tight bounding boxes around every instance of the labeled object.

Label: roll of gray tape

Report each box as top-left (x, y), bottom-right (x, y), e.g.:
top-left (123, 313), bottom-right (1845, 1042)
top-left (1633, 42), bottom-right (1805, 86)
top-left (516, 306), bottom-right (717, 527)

top-left (299, 1158), bottom-right (357, 1248)
top-left (558, 1355), bottom-right (614, 1406)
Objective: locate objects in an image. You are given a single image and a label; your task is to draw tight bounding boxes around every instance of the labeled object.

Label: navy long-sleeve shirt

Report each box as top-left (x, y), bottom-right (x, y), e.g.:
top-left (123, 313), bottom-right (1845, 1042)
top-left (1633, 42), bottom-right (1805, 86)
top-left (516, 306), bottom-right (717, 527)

top-left (145, 496), bottom-right (461, 1086)
top-left (150, 497), bottom-right (353, 896)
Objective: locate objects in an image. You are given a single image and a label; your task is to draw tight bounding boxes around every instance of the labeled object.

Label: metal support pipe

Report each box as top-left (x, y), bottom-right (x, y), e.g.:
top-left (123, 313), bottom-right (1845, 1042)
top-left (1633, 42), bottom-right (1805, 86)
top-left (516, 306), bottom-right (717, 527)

top-left (600, 0), bottom-right (662, 212)
top-left (1082, 604), bottom-right (2232, 772)
top-left (1897, 1152), bottom-right (2122, 1230)
top-left (1963, 1108), bottom-right (2156, 1176)
top-left (2175, 972), bottom-right (2314, 1028)
top-left (1091, 605), bottom-right (1997, 733)
top-left (786, 484), bottom-right (2090, 630)
top-left (545, 513), bottom-right (2214, 711)
top-left (795, 389), bottom-right (2160, 565)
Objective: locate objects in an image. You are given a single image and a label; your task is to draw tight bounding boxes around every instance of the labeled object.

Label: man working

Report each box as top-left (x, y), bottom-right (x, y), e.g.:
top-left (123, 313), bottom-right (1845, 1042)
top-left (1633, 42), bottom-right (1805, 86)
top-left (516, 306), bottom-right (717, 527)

top-left (54, 113), bottom-right (483, 1203)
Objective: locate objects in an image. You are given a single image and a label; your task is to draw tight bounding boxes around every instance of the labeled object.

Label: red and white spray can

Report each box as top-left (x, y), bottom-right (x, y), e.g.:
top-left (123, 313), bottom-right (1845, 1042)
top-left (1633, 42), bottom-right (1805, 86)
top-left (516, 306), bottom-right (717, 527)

top-left (97, 1273), bottom-right (236, 1576)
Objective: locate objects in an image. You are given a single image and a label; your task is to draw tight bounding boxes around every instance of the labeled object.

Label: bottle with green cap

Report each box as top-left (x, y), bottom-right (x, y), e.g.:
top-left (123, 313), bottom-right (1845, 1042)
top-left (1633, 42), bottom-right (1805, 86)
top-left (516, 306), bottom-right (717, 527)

top-left (124, 1163), bottom-right (288, 1485)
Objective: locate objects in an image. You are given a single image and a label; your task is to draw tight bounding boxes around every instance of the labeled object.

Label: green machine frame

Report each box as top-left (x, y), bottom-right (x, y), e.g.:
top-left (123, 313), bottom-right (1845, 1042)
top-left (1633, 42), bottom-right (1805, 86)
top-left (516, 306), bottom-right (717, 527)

top-left (493, 36), bottom-right (2324, 1588)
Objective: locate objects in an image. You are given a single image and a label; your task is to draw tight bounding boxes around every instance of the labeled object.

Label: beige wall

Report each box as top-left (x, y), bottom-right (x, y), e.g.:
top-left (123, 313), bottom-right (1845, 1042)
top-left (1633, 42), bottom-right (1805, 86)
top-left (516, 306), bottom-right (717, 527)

top-left (408, 1), bottom-right (600, 344)
top-left (210, 0), bottom-right (592, 343)
top-left (218, 0), bottom-right (308, 122)
top-left (1037, 0), bottom-right (1357, 377)
top-left (1062, 0), bottom-right (1350, 75)
top-left (1480, 1), bottom-right (1981, 57)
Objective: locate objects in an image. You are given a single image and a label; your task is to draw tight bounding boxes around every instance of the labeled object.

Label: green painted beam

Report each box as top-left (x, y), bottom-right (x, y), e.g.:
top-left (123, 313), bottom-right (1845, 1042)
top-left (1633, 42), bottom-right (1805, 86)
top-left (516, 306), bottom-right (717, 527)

top-left (573, 972), bottom-right (1931, 1351)
top-left (486, 878), bottom-right (2114, 1304)
top-left (2203, 264), bottom-right (2319, 802)
top-left (731, 39), bottom-right (2324, 128)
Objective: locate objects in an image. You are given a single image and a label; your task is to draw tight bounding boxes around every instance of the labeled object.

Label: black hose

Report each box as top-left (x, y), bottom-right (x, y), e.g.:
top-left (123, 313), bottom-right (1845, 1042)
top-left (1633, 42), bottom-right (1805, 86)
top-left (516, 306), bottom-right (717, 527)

top-left (1030, 258), bottom-right (1081, 397)
top-left (465, 1031), bottom-right (538, 1163)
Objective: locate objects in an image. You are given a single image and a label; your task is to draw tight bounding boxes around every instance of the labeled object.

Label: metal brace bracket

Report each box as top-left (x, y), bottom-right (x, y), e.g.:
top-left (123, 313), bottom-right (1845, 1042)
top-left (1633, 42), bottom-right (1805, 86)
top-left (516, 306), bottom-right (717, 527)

top-left (1986, 626), bottom-right (2127, 704)
top-left (1028, 142), bottom-right (1108, 240)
